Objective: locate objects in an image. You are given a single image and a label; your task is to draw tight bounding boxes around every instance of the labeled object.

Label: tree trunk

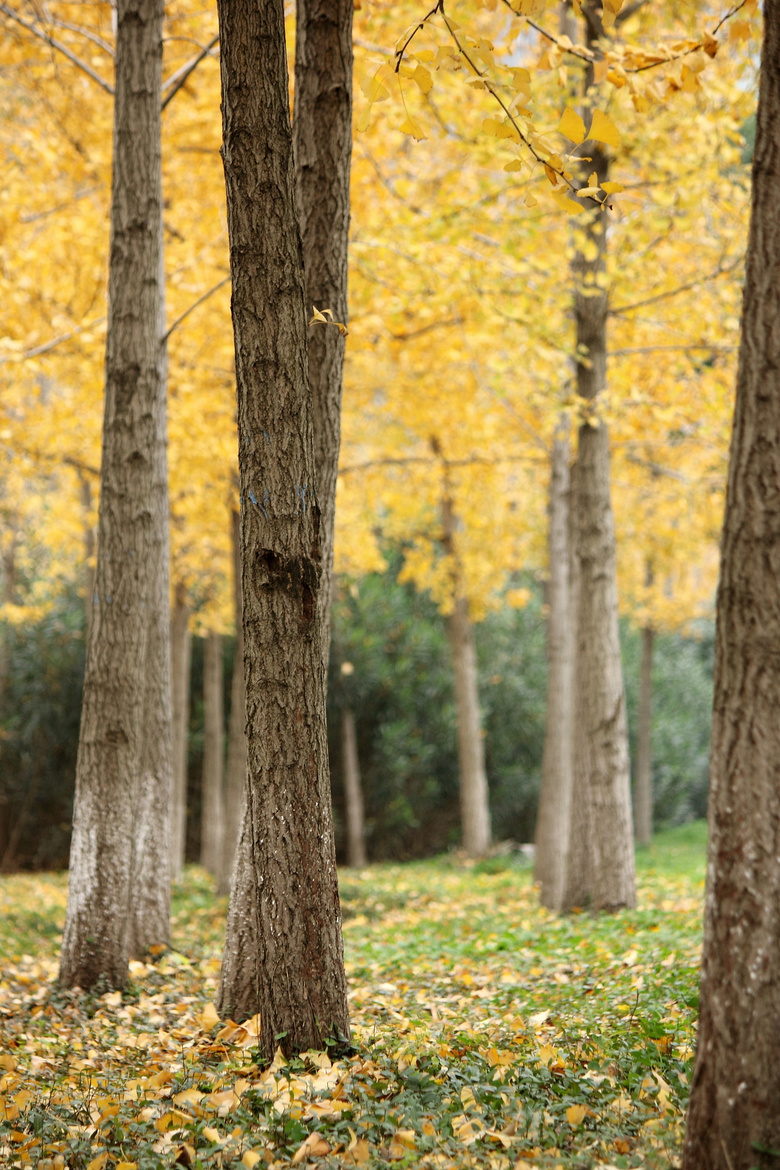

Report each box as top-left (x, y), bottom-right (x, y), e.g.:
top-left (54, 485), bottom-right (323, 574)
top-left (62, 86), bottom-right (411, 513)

top-left (294, 0), bottom-right (353, 648)
top-left (218, 508), bottom-right (246, 896)
top-left (634, 624), bottom-right (654, 847)
top-left (170, 585), bottom-right (192, 878)
top-left (215, 0), bottom-right (350, 1055)
top-left (200, 630), bottom-right (224, 876)
top-left (342, 707), bottom-right (367, 867)
top-left (682, 9), bottom-right (780, 1166)
top-left (78, 472), bottom-right (96, 640)
top-left (560, 3), bottom-right (635, 912)
top-left (59, 0), bottom-right (167, 990)
top-left (534, 422), bottom-right (574, 907)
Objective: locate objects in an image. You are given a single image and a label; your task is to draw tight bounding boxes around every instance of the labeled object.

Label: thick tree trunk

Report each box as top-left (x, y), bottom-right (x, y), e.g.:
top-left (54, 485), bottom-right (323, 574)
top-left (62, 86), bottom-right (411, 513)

top-left (342, 707), bottom-right (367, 867)
top-left (534, 423), bottom-right (574, 907)
top-left (218, 508), bottom-right (246, 896)
top-left (215, 0), bottom-right (350, 1055)
top-left (170, 585), bottom-right (192, 878)
top-left (200, 630), bottom-right (224, 876)
top-left (560, 4), bottom-right (635, 911)
top-left (634, 624), bottom-right (654, 847)
top-left (682, 10), bottom-right (780, 1166)
top-left (294, 0), bottom-right (353, 645)
top-left (59, 0), bottom-right (167, 990)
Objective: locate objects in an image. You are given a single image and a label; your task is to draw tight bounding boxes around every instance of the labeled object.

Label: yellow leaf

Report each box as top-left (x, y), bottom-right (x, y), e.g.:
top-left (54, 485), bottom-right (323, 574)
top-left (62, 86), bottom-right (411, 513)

top-left (538, 1044), bottom-right (557, 1066)
top-left (576, 186), bottom-right (602, 198)
top-left (504, 159), bottom-right (525, 172)
top-left (203, 1126), bottom-right (221, 1143)
top-left (399, 116), bottom-right (427, 141)
top-left (242, 1153), bottom-right (262, 1169)
top-left (703, 32), bottom-right (719, 58)
top-left (292, 1132), bottom-right (330, 1163)
top-left (87, 1156), bottom-right (109, 1170)
top-left (588, 109), bottom-right (620, 150)
top-left (566, 1103), bottom-right (587, 1125)
top-left (413, 65), bottom-right (433, 94)
top-left (115, 1163), bottom-right (137, 1170)
top-left (601, 181), bottom-right (624, 194)
top-left (558, 106), bottom-right (586, 144)
top-left (197, 1002), bottom-right (220, 1031)
top-left (524, 191), bottom-right (538, 207)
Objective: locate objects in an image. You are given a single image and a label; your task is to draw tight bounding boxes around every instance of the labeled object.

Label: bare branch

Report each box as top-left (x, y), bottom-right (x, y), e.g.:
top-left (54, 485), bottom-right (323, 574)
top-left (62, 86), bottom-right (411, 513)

top-left (610, 343), bottom-right (738, 355)
top-left (161, 275), bottom-right (230, 344)
top-left (609, 255), bottom-right (743, 316)
top-left (0, 3), bottom-right (114, 93)
top-left (161, 34), bottom-right (219, 111)
top-left (0, 316), bottom-right (106, 364)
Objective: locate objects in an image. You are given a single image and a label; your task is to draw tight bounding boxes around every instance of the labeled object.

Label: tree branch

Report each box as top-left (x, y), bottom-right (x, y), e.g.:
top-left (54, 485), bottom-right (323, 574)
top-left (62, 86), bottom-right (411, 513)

top-left (161, 275), bottom-right (231, 344)
top-left (161, 34), bottom-right (220, 111)
top-left (0, 3), bottom-right (114, 93)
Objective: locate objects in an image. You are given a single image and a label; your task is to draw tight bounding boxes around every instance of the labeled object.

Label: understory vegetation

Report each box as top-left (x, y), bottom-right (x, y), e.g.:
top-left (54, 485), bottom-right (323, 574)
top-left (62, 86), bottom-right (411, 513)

top-left (0, 823), bottom-right (706, 1169)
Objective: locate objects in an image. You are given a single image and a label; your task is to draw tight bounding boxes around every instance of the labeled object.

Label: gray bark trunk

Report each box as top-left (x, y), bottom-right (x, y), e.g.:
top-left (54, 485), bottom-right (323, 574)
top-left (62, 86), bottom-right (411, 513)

top-left (682, 8), bottom-right (780, 1166)
top-left (78, 472), bottom-right (96, 641)
top-left (560, 3), bottom-right (635, 911)
top-left (200, 630), bottom-right (224, 876)
top-left (342, 707), bottom-right (367, 867)
top-left (634, 624), bottom-right (654, 847)
top-left (59, 0), bottom-right (168, 989)
top-left (534, 423), bottom-right (574, 907)
top-left (215, 0), bottom-right (350, 1055)
top-left (294, 0), bottom-right (353, 646)
top-left (170, 585), bottom-right (192, 878)
top-left (218, 508), bottom-right (246, 896)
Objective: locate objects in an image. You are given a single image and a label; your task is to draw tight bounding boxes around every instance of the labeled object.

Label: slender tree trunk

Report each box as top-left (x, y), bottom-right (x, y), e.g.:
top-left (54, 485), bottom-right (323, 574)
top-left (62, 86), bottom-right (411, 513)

top-left (634, 624), bottom-right (654, 847)
top-left (78, 472), bottom-right (96, 640)
top-left (682, 10), bottom-right (780, 1166)
top-left (218, 508), bottom-right (246, 895)
top-left (215, 0), bottom-right (350, 1054)
top-left (560, 2), bottom-right (635, 911)
top-left (170, 585), bottom-right (192, 878)
top-left (294, 0), bottom-right (353, 650)
top-left (59, 0), bottom-right (167, 989)
top-left (200, 630), bottom-right (224, 876)
top-left (534, 422), bottom-right (574, 907)
top-left (342, 707), bottom-right (367, 867)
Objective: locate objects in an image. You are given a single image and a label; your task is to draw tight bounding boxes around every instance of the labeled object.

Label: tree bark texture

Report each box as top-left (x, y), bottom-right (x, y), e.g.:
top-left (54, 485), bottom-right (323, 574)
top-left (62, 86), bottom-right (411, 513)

top-left (341, 707), bottom-right (367, 867)
top-left (560, 4), bottom-right (635, 911)
top-left (215, 0), bottom-right (350, 1055)
top-left (294, 0), bottom-right (353, 641)
top-left (534, 424), bottom-right (574, 908)
top-left (682, 9), bottom-right (780, 1166)
top-left (170, 585), bottom-right (192, 878)
top-left (59, 0), bottom-right (168, 989)
top-left (218, 508), bottom-right (247, 896)
top-left (200, 630), bottom-right (225, 876)
top-left (634, 624), bottom-right (654, 847)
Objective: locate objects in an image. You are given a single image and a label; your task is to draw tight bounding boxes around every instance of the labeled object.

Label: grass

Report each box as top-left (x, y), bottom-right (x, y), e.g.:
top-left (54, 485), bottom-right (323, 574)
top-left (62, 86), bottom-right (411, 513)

top-left (0, 822), bottom-right (707, 1169)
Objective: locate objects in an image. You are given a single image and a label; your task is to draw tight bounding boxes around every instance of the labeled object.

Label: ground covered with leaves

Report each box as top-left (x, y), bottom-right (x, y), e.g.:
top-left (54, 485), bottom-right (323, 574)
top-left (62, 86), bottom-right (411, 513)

top-left (0, 823), bottom-right (707, 1170)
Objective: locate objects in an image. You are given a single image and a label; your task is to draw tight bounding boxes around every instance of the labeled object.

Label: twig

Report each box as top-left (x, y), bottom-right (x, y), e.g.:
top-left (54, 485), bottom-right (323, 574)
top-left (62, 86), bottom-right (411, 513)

top-left (609, 255), bottom-right (743, 316)
top-left (393, 0), bottom-right (443, 73)
top-left (0, 2), bottom-right (114, 93)
top-left (0, 316), bottom-right (106, 363)
top-left (161, 34), bottom-right (219, 110)
top-left (161, 275), bottom-right (231, 344)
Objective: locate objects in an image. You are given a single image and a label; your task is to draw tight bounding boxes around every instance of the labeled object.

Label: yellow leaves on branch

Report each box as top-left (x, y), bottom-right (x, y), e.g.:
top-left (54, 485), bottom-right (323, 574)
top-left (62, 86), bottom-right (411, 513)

top-left (309, 306), bottom-right (349, 337)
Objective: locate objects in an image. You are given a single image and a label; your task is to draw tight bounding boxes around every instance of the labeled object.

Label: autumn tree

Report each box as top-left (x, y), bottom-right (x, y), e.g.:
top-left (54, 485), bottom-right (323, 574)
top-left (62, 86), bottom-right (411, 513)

top-left (682, 7), bottom-right (780, 1166)
top-left (215, 0), bottom-right (350, 1054)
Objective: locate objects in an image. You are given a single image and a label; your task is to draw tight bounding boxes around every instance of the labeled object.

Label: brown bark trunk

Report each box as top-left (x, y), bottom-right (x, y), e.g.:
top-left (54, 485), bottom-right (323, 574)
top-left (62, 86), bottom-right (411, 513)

top-left (294, 0), bottom-right (353, 646)
top-left (342, 707), bottom-right (367, 867)
top-left (560, 3), bottom-right (635, 911)
top-left (682, 9), bottom-right (780, 1166)
top-left (200, 630), bottom-right (224, 876)
top-left (218, 508), bottom-right (246, 895)
top-left (215, 0), bottom-right (350, 1055)
top-left (78, 472), bottom-right (96, 640)
top-left (634, 624), bottom-right (654, 847)
top-left (59, 0), bottom-right (167, 990)
top-left (534, 422), bottom-right (574, 907)
top-left (170, 585), bottom-right (192, 878)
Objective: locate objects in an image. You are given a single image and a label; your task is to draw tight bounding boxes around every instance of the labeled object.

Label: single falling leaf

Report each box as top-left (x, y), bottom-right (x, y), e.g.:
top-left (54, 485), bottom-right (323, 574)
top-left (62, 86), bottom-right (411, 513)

top-left (588, 109), bottom-right (621, 150)
top-left (558, 106), bottom-right (586, 144)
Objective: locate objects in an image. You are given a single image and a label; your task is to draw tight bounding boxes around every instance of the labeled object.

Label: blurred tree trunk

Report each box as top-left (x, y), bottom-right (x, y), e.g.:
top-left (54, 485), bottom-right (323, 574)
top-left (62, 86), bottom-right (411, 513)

top-left (170, 584), bottom-right (192, 877)
top-left (215, 0), bottom-right (350, 1055)
top-left (441, 491), bottom-right (491, 859)
top-left (200, 630), bottom-right (224, 875)
top-left (560, 0), bottom-right (635, 912)
top-left (218, 508), bottom-right (246, 895)
top-left (682, 8), bottom-right (780, 1166)
top-left (59, 0), bottom-right (171, 988)
top-left (534, 422), bottom-right (574, 907)
top-left (634, 624), bottom-right (654, 847)
top-left (342, 707), bottom-right (367, 867)
top-left (294, 0), bottom-right (353, 654)
top-left (77, 472), bottom-right (96, 640)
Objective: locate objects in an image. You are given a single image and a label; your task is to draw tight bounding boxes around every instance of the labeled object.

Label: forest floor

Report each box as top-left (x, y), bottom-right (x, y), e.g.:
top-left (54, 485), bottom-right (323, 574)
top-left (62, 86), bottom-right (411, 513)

top-left (0, 822), bottom-right (707, 1170)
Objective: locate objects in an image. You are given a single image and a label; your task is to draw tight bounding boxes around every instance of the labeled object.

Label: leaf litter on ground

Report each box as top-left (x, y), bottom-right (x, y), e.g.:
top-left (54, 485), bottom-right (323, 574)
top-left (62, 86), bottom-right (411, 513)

top-left (0, 822), bottom-right (707, 1170)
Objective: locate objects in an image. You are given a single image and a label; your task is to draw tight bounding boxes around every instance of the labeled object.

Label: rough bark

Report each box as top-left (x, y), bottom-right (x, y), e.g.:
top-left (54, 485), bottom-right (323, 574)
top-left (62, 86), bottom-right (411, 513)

top-left (200, 630), bottom-right (225, 876)
top-left (560, 2), bottom-right (635, 911)
top-left (59, 0), bottom-right (167, 989)
top-left (342, 707), bottom-right (367, 868)
top-left (294, 0), bottom-right (353, 644)
top-left (218, 508), bottom-right (246, 896)
top-left (441, 492), bottom-right (491, 859)
top-left (682, 9), bottom-right (780, 1166)
top-left (634, 624), bottom-right (654, 847)
top-left (215, 0), bottom-right (350, 1055)
top-left (170, 585), bottom-right (192, 878)
top-left (534, 423), bottom-right (574, 907)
